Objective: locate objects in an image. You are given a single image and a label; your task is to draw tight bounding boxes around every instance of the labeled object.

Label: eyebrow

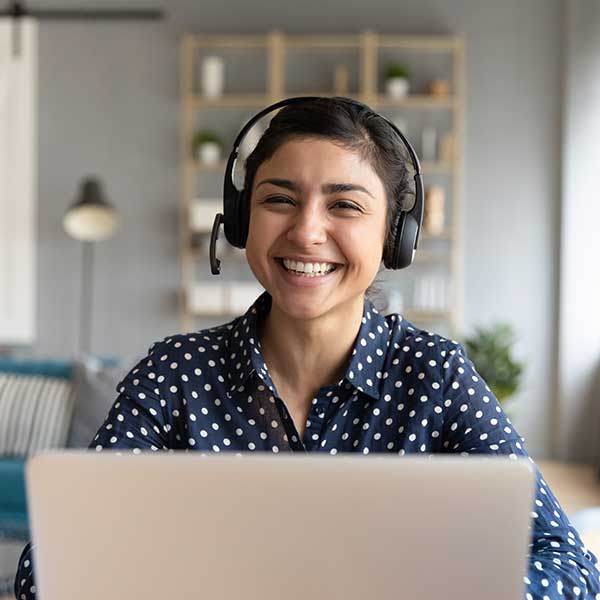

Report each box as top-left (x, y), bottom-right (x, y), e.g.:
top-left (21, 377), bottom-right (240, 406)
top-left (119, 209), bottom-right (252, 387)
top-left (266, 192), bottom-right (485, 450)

top-left (255, 178), bottom-right (375, 199)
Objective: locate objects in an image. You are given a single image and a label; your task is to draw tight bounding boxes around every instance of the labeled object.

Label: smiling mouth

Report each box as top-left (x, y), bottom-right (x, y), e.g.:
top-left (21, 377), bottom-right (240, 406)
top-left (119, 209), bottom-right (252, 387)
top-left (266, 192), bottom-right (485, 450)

top-left (274, 257), bottom-right (340, 277)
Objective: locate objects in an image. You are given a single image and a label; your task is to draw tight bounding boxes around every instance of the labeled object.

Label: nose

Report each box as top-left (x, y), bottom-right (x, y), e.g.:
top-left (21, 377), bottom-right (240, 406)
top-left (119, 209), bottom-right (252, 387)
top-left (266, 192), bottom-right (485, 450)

top-left (285, 203), bottom-right (328, 247)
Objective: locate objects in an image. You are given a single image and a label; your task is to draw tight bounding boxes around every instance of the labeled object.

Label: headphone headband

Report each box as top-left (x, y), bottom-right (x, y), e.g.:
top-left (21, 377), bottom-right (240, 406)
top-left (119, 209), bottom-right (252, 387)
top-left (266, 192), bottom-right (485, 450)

top-left (210, 96), bottom-right (424, 275)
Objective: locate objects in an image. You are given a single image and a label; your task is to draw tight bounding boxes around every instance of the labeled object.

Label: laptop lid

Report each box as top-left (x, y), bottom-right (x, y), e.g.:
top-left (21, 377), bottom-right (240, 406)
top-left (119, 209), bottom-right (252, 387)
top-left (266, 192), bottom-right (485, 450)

top-left (25, 451), bottom-right (535, 600)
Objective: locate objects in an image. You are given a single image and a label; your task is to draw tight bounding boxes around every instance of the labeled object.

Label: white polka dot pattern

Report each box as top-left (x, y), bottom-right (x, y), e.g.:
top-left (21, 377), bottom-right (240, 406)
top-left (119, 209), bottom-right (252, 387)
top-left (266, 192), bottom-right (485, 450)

top-left (14, 291), bottom-right (600, 600)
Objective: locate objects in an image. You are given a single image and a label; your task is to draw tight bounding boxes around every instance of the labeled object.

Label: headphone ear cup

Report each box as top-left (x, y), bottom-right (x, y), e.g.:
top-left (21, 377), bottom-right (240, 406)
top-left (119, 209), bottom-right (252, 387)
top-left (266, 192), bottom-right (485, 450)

top-left (223, 187), bottom-right (246, 249)
top-left (387, 210), bottom-right (419, 269)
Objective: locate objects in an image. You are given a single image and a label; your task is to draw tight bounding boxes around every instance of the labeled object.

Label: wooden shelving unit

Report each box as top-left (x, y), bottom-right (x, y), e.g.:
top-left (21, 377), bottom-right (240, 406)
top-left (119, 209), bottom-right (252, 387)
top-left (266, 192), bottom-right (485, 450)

top-left (180, 30), bottom-right (465, 336)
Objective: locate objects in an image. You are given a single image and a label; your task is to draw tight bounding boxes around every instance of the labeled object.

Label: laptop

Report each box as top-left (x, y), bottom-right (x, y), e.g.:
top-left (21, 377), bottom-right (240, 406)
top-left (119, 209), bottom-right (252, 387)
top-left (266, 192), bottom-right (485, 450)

top-left (25, 451), bottom-right (536, 600)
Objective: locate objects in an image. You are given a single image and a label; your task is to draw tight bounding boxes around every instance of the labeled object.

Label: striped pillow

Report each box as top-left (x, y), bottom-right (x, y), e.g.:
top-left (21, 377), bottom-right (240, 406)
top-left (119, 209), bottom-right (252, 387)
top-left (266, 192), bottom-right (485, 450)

top-left (0, 374), bottom-right (75, 457)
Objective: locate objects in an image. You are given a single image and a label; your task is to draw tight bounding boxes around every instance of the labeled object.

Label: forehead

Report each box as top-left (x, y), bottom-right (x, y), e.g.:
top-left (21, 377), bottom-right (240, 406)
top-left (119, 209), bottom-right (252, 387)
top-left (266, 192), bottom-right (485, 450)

top-left (253, 137), bottom-right (383, 190)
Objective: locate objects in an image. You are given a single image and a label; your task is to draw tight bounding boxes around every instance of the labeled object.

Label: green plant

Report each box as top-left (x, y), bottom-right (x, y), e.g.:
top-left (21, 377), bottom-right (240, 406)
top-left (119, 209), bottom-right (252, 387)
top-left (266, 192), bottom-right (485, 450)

top-left (192, 130), bottom-right (222, 152)
top-left (462, 323), bottom-right (525, 405)
top-left (385, 63), bottom-right (410, 80)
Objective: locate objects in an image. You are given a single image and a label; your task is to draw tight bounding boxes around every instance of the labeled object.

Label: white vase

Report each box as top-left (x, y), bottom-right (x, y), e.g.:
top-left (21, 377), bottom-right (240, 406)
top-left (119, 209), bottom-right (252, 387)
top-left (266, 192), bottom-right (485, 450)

top-left (197, 142), bottom-right (221, 165)
top-left (385, 77), bottom-right (410, 99)
top-left (200, 56), bottom-right (225, 99)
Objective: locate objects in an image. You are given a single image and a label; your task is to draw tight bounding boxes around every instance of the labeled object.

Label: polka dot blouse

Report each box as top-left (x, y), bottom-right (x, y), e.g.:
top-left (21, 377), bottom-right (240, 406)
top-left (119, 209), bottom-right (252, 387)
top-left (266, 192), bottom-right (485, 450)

top-left (15, 291), bottom-right (600, 600)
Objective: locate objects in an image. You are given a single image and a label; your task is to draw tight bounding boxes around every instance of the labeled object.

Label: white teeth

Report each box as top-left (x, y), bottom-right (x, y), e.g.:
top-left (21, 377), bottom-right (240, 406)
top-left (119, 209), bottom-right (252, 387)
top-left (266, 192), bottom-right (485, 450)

top-left (281, 258), bottom-right (336, 276)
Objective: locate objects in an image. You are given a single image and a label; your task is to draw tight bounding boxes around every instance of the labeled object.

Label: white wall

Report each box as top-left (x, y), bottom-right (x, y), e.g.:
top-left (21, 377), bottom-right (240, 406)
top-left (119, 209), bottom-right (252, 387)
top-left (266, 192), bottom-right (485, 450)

top-left (557, 0), bottom-right (600, 462)
top-left (0, 19), bottom-right (37, 345)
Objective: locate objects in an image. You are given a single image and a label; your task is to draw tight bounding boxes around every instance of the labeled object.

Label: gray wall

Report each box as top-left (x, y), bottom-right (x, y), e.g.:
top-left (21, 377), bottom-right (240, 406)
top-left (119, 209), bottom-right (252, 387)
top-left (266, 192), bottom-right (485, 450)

top-left (16, 0), bottom-right (572, 459)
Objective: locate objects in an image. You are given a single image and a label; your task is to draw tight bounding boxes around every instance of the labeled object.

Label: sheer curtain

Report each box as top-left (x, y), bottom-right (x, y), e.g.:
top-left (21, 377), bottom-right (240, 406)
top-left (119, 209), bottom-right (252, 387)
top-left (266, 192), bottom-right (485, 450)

top-left (0, 18), bottom-right (37, 347)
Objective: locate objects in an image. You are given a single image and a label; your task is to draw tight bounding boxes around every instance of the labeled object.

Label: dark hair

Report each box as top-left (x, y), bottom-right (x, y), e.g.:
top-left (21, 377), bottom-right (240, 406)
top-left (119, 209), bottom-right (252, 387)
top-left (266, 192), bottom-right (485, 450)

top-left (241, 96), bottom-right (415, 310)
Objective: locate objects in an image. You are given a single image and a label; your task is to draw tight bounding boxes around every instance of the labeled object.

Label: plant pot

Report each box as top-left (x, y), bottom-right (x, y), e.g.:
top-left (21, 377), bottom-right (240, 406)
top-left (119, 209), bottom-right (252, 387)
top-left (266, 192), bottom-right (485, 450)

top-left (385, 77), bottom-right (410, 99)
top-left (196, 142), bottom-right (221, 165)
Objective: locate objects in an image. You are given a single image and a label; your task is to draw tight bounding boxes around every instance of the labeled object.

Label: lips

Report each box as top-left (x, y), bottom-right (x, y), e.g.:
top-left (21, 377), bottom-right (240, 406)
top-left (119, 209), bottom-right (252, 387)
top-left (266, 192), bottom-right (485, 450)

top-left (273, 257), bottom-right (342, 284)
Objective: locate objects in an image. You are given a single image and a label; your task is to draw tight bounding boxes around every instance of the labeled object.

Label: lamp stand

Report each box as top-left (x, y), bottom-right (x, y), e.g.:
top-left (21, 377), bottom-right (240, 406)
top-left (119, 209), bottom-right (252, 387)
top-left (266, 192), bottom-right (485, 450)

top-left (78, 240), bottom-right (94, 359)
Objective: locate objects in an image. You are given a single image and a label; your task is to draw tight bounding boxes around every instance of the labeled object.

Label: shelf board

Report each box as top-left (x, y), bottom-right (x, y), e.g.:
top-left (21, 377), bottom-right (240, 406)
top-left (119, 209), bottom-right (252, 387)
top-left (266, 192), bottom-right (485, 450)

top-left (188, 307), bottom-right (452, 322)
top-left (375, 94), bottom-right (455, 109)
top-left (188, 93), bottom-right (455, 110)
top-left (190, 159), bottom-right (455, 174)
top-left (414, 250), bottom-right (449, 263)
top-left (284, 36), bottom-right (362, 49)
top-left (377, 35), bottom-right (460, 51)
top-left (190, 94), bottom-right (270, 108)
top-left (189, 248), bottom-right (449, 264)
top-left (421, 161), bottom-right (454, 174)
top-left (403, 309), bottom-right (451, 322)
top-left (190, 36), bottom-right (269, 49)
top-left (186, 34), bottom-right (460, 52)
top-left (189, 159), bottom-right (227, 171)
top-left (420, 231), bottom-right (452, 241)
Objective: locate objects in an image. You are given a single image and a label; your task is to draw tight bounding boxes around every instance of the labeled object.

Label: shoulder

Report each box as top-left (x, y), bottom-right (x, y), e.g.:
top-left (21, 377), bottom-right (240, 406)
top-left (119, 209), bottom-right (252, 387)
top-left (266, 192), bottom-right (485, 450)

top-left (145, 317), bottom-right (242, 366)
top-left (383, 311), bottom-right (465, 365)
top-left (117, 316), bottom-right (244, 395)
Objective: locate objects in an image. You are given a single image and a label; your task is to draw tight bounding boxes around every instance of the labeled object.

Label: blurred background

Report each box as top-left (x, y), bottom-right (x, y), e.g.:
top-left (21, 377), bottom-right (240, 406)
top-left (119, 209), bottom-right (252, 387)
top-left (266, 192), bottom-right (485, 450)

top-left (1, 2), bottom-right (600, 587)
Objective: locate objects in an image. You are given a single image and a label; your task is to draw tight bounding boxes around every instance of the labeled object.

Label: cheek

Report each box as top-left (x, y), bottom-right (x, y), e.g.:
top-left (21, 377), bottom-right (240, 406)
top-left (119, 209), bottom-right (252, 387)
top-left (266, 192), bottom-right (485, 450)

top-left (245, 211), bottom-right (276, 264)
top-left (342, 219), bottom-right (386, 265)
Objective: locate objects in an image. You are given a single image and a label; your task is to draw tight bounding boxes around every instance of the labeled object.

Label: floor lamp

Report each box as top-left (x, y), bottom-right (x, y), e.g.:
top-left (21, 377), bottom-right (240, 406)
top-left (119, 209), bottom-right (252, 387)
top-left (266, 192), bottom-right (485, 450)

top-left (63, 177), bottom-right (119, 362)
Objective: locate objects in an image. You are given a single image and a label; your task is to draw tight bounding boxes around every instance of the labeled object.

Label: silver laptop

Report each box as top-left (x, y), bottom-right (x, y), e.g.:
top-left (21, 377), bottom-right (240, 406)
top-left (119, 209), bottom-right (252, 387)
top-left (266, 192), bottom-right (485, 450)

top-left (25, 451), bottom-right (536, 600)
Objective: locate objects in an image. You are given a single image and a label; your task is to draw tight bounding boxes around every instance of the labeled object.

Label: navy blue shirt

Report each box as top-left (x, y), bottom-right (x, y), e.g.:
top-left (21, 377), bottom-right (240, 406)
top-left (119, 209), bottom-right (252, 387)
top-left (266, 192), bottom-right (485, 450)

top-left (15, 291), bottom-right (600, 599)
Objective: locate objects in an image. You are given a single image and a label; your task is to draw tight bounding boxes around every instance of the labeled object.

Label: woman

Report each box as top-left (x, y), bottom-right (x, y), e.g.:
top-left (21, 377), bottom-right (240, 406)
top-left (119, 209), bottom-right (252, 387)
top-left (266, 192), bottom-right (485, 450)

top-left (15, 97), bottom-right (600, 599)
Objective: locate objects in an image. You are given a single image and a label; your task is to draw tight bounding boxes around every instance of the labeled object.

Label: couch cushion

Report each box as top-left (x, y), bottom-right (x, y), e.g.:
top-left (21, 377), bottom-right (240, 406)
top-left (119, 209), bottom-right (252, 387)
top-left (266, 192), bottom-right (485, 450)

top-left (0, 372), bottom-right (74, 457)
top-left (0, 458), bottom-right (29, 540)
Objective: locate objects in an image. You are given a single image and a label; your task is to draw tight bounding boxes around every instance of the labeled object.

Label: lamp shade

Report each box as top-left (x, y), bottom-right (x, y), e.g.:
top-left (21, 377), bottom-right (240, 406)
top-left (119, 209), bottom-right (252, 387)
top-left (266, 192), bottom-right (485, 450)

top-left (63, 178), bottom-right (119, 241)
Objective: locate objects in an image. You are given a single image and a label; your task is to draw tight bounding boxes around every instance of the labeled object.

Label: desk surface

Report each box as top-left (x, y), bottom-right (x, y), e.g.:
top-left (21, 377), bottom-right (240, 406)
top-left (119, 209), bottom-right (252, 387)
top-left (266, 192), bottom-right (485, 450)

top-left (536, 460), bottom-right (600, 556)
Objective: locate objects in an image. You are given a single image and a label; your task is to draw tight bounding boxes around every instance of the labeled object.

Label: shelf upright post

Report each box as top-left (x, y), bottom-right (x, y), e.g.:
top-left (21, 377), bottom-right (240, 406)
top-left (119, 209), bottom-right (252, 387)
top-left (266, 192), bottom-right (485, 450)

top-left (450, 36), bottom-right (465, 338)
top-left (180, 34), bottom-right (196, 332)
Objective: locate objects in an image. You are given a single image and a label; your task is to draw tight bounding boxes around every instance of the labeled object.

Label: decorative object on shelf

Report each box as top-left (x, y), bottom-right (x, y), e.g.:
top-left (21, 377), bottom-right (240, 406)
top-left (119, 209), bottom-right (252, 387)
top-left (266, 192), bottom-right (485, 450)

top-left (384, 62), bottom-right (410, 99)
top-left (421, 125), bottom-right (437, 161)
top-left (439, 132), bottom-right (455, 163)
top-left (413, 274), bottom-right (447, 311)
top-left (188, 282), bottom-right (263, 315)
top-left (190, 198), bottom-right (222, 232)
top-left (423, 185), bottom-right (445, 236)
top-left (188, 282), bottom-right (226, 315)
top-left (333, 64), bottom-right (350, 95)
top-left (192, 130), bottom-right (223, 165)
top-left (63, 177), bottom-right (120, 360)
top-left (199, 55), bottom-right (224, 98)
top-left (425, 79), bottom-right (450, 96)
top-left (462, 323), bottom-right (525, 421)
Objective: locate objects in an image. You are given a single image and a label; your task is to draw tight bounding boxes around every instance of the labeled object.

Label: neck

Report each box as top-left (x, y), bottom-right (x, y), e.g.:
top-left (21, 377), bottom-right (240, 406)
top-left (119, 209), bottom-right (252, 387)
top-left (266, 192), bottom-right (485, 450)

top-left (259, 294), bottom-right (365, 394)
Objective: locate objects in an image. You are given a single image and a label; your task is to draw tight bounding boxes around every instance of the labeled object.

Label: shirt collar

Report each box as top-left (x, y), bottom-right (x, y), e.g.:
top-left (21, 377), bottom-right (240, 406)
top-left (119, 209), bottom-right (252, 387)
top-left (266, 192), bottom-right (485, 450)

top-left (227, 291), bottom-right (391, 401)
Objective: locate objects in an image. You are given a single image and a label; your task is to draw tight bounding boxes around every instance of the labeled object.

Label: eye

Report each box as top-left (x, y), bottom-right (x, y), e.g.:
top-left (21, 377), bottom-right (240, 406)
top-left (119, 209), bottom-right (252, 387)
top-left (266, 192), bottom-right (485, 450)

top-left (264, 196), bottom-right (293, 205)
top-left (332, 200), bottom-right (361, 211)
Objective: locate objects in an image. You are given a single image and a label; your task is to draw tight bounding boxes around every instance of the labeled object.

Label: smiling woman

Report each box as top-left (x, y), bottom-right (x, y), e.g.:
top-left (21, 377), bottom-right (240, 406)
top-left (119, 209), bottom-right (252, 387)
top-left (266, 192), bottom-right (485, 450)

top-left (236, 97), bottom-right (417, 433)
top-left (13, 97), bottom-right (600, 600)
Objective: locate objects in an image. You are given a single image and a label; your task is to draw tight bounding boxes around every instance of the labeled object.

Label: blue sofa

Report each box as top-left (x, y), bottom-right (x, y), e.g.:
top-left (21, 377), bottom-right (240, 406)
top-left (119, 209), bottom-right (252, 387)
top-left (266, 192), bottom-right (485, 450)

top-left (0, 356), bottom-right (121, 596)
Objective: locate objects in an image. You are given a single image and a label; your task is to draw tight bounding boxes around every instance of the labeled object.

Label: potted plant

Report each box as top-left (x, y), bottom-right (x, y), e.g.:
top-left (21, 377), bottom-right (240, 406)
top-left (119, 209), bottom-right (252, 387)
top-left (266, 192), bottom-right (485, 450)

top-left (385, 63), bottom-right (411, 99)
top-left (192, 130), bottom-right (223, 165)
top-left (462, 323), bottom-right (525, 421)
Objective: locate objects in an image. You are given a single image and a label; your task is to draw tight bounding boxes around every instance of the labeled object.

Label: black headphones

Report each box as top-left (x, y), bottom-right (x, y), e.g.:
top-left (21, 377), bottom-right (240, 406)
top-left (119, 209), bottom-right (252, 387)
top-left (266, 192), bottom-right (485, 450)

top-left (209, 96), bottom-right (423, 275)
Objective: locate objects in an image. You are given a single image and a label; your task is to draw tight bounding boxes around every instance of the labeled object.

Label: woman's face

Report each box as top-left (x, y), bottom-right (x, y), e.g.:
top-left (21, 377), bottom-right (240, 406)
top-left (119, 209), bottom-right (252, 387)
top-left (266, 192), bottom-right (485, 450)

top-left (245, 137), bottom-right (387, 322)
